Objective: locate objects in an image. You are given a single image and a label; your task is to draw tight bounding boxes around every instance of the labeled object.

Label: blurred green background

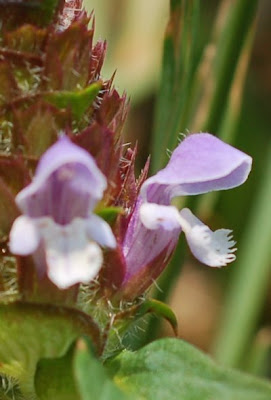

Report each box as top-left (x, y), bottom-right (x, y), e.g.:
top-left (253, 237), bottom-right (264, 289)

top-left (84, 0), bottom-right (271, 376)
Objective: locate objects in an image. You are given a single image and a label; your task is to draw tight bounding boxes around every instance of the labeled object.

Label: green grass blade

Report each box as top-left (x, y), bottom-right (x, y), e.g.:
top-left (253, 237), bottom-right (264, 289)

top-left (202, 0), bottom-right (259, 133)
top-left (197, 23), bottom-right (255, 219)
top-left (212, 144), bottom-right (271, 367)
top-left (152, 0), bottom-right (200, 172)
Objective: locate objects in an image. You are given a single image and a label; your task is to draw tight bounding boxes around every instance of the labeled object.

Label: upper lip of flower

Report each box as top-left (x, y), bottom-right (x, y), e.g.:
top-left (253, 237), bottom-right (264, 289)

top-left (16, 135), bottom-right (107, 221)
top-left (141, 132), bottom-right (252, 201)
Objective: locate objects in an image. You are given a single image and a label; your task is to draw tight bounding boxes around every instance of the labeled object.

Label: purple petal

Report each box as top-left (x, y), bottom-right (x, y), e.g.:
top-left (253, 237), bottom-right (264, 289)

top-left (179, 208), bottom-right (236, 267)
top-left (36, 135), bottom-right (103, 182)
top-left (16, 136), bottom-right (107, 224)
top-left (141, 133), bottom-right (252, 204)
top-left (9, 216), bottom-right (40, 255)
top-left (122, 199), bottom-right (181, 284)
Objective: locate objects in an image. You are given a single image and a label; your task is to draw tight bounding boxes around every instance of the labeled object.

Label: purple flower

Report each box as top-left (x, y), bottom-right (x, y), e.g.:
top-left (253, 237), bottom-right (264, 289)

top-left (121, 133), bottom-right (252, 297)
top-left (9, 136), bottom-right (116, 289)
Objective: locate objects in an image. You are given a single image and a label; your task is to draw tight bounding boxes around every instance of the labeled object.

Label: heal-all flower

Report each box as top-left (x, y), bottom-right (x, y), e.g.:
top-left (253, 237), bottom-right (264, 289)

top-left (9, 135), bottom-right (116, 289)
top-left (120, 133), bottom-right (252, 298)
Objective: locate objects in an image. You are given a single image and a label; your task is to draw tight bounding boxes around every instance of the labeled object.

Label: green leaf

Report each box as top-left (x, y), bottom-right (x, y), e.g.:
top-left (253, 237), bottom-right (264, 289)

top-left (107, 338), bottom-right (271, 400)
top-left (74, 338), bottom-right (130, 400)
top-left (35, 344), bottom-right (80, 400)
top-left (40, 0), bottom-right (59, 23)
top-left (136, 298), bottom-right (178, 336)
top-left (96, 207), bottom-right (124, 225)
top-left (0, 302), bottom-right (101, 399)
top-left (45, 82), bottom-right (102, 120)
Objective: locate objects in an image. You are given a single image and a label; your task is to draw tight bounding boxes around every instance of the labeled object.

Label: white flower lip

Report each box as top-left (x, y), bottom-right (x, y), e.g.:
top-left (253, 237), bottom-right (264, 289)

top-left (40, 218), bottom-right (104, 289)
top-left (178, 208), bottom-right (237, 267)
top-left (139, 203), bottom-right (181, 231)
top-left (9, 215), bottom-right (41, 255)
top-left (139, 203), bottom-right (237, 268)
top-left (9, 215), bottom-right (117, 289)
